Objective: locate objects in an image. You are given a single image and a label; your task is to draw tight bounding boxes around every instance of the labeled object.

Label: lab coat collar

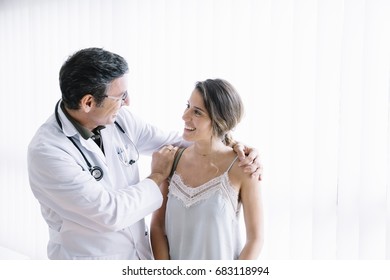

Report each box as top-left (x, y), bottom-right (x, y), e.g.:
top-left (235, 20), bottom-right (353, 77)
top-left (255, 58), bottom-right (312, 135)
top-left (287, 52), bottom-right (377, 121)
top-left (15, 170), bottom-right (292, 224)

top-left (56, 101), bottom-right (107, 165)
top-left (56, 101), bottom-right (79, 138)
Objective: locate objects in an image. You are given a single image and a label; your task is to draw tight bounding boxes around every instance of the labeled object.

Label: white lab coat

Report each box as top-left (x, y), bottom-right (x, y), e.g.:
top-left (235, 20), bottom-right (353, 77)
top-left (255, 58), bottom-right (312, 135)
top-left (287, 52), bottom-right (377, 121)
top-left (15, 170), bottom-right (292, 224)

top-left (27, 103), bottom-right (183, 259)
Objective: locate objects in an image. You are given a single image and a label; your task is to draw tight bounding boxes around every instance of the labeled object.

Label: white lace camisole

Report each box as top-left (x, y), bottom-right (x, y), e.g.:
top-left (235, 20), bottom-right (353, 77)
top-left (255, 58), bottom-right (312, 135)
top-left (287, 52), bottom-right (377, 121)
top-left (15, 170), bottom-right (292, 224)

top-left (165, 156), bottom-right (242, 260)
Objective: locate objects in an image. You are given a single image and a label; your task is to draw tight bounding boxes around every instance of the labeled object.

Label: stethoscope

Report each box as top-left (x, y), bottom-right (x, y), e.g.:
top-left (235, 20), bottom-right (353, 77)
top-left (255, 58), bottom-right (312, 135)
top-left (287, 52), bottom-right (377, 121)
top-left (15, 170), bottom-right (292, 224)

top-left (54, 100), bottom-right (139, 181)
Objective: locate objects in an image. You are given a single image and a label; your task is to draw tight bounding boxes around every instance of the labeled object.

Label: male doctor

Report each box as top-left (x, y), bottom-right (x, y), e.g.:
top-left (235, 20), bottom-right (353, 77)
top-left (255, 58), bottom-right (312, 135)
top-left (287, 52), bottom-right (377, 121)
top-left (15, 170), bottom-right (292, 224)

top-left (27, 48), bottom-right (261, 260)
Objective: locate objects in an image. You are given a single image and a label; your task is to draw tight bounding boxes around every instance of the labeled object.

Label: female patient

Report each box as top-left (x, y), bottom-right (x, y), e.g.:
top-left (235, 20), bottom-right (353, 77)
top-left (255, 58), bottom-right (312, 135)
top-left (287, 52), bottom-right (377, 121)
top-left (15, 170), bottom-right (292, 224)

top-left (150, 79), bottom-right (264, 260)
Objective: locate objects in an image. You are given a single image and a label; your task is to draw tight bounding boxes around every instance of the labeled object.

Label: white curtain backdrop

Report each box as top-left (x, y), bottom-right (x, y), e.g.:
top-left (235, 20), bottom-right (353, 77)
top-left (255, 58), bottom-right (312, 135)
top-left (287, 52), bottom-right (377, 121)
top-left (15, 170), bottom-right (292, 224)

top-left (0, 0), bottom-right (389, 260)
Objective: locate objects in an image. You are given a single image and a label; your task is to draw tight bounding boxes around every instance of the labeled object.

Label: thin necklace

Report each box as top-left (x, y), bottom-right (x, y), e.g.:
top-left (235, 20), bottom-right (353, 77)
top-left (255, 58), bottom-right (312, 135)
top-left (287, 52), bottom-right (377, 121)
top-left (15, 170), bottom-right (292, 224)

top-left (193, 147), bottom-right (212, 157)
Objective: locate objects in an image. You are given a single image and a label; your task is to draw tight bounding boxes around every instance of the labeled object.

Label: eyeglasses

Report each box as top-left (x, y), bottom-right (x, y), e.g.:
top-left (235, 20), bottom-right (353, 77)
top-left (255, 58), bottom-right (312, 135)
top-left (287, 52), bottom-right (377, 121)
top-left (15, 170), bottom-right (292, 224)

top-left (104, 91), bottom-right (128, 105)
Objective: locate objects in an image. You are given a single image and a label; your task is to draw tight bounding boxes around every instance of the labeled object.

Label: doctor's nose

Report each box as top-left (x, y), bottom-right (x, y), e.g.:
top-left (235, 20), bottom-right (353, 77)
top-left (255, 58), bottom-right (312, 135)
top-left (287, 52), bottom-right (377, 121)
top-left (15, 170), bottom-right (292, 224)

top-left (122, 95), bottom-right (130, 106)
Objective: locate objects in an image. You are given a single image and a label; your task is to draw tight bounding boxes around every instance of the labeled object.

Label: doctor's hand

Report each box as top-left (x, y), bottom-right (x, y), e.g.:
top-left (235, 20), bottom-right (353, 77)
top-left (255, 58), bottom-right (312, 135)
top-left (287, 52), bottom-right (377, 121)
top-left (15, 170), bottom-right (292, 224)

top-left (148, 145), bottom-right (178, 186)
top-left (233, 143), bottom-right (263, 181)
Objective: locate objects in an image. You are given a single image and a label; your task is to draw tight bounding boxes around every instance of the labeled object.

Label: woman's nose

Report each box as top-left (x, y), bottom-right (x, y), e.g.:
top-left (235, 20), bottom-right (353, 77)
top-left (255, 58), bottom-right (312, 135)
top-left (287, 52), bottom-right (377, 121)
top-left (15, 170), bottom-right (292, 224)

top-left (182, 109), bottom-right (190, 121)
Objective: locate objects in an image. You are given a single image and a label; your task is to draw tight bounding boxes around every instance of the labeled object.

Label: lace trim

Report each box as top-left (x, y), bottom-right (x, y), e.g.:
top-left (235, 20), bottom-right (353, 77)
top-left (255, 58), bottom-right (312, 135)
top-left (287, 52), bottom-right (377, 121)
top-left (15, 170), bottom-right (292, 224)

top-left (169, 172), bottom-right (240, 212)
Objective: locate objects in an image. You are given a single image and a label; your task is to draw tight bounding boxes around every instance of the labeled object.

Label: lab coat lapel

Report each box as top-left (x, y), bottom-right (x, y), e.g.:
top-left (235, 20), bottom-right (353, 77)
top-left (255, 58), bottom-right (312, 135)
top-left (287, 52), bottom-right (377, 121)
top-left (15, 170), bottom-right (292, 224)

top-left (79, 137), bottom-right (107, 166)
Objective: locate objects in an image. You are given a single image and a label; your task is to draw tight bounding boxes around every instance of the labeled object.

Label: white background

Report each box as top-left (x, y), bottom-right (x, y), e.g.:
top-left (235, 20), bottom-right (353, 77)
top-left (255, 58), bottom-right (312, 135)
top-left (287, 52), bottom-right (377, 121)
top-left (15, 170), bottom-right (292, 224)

top-left (0, 0), bottom-right (389, 262)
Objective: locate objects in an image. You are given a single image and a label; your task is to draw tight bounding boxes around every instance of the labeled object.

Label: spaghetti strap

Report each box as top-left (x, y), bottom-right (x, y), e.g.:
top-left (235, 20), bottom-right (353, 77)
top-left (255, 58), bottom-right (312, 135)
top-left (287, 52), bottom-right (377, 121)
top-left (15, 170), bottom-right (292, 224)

top-left (226, 156), bottom-right (239, 173)
top-left (168, 147), bottom-right (186, 179)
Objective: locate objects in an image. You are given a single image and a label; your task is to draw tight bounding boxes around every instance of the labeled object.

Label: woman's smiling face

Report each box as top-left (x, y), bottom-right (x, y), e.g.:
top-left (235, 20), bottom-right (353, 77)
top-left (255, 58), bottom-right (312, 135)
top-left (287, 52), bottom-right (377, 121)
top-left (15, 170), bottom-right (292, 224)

top-left (181, 89), bottom-right (213, 142)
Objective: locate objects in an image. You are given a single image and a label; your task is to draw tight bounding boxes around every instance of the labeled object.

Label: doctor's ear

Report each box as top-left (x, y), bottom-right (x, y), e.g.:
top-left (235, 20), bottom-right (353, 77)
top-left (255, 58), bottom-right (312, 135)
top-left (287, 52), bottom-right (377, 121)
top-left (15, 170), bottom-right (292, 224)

top-left (80, 94), bottom-right (94, 113)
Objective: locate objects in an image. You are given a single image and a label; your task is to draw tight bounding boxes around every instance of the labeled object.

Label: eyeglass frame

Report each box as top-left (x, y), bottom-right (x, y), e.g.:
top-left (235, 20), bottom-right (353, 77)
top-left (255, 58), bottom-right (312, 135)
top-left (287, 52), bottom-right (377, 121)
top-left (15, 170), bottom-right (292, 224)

top-left (104, 91), bottom-right (128, 105)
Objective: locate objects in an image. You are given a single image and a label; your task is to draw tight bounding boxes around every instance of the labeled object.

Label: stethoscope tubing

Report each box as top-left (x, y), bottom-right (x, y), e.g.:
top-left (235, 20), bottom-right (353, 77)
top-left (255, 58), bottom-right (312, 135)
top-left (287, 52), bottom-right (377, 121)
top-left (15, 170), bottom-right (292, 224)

top-left (54, 100), bottom-right (138, 181)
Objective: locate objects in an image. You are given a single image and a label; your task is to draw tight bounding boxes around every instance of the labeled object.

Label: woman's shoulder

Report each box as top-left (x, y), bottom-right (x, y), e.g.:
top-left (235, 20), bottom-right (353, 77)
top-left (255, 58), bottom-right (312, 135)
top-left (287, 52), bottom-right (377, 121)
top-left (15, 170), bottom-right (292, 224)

top-left (228, 151), bottom-right (260, 190)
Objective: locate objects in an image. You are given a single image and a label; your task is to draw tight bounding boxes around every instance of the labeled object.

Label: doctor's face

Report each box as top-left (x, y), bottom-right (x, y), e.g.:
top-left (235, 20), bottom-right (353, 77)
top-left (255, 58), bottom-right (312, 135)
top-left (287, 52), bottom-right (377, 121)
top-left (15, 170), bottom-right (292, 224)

top-left (90, 75), bottom-right (129, 126)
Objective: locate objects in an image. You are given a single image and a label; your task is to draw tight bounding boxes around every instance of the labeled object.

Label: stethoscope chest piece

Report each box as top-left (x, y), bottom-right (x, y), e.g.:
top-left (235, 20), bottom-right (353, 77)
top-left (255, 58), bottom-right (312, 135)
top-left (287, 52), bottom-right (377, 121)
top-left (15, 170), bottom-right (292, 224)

top-left (90, 166), bottom-right (103, 181)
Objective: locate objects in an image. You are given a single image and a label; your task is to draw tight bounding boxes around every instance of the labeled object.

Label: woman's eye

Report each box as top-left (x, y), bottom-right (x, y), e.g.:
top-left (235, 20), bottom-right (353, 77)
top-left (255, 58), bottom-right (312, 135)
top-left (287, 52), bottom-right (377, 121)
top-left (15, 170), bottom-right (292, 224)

top-left (194, 109), bottom-right (202, 116)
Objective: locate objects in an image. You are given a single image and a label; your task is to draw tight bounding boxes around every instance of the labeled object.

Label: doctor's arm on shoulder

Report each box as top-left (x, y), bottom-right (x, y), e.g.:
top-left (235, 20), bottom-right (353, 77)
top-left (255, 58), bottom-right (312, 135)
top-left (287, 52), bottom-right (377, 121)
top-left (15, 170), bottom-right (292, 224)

top-left (27, 140), bottom-right (176, 233)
